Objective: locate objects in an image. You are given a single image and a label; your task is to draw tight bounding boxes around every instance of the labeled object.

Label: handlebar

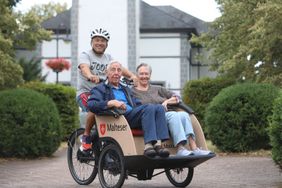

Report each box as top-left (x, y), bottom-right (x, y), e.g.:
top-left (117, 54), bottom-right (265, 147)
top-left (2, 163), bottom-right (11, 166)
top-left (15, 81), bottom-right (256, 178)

top-left (121, 77), bottom-right (134, 85)
top-left (87, 77), bottom-right (105, 83)
top-left (87, 77), bottom-right (133, 86)
top-left (167, 102), bottom-right (195, 114)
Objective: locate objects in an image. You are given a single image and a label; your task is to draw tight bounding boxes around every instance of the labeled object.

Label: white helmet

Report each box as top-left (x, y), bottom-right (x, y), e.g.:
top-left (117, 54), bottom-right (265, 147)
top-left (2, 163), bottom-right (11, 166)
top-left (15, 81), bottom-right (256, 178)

top-left (90, 28), bottom-right (110, 41)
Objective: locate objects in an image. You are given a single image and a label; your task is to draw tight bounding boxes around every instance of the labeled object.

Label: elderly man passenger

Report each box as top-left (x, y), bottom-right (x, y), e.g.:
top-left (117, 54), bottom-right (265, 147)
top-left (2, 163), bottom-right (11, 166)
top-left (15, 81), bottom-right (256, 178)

top-left (87, 61), bottom-right (170, 157)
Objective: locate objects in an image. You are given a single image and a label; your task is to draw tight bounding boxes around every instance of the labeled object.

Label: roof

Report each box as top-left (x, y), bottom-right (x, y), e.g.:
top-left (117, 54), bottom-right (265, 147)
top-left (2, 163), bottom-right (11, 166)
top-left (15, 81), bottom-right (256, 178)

top-left (155, 5), bottom-right (208, 34)
top-left (41, 1), bottom-right (207, 35)
top-left (140, 2), bottom-right (197, 34)
top-left (41, 9), bottom-right (71, 34)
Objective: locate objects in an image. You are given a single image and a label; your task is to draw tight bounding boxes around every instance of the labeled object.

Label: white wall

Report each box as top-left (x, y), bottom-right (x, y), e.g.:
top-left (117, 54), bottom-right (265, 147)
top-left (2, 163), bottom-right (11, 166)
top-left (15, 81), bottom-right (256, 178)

top-left (139, 33), bottom-right (181, 89)
top-left (77, 0), bottom-right (128, 67)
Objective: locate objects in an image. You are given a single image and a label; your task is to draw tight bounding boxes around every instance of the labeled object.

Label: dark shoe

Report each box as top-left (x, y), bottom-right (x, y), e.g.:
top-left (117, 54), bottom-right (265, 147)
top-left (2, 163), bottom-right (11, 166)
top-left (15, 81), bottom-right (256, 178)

top-left (144, 147), bottom-right (157, 157)
top-left (77, 148), bottom-right (92, 158)
top-left (80, 135), bottom-right (92, 156)
top-left (155, 145), bottom-right (170, 158)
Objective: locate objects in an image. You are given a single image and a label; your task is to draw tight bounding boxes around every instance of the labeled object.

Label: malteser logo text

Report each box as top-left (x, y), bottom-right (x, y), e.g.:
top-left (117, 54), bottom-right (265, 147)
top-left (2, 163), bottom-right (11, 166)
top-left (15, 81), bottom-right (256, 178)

top-left (107, 123), bottom-right (127, 131)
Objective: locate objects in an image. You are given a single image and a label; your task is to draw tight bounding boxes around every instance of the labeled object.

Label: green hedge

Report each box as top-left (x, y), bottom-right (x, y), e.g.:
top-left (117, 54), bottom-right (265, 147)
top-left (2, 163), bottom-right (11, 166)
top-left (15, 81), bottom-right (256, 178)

top-left (0, 88), bottom-right (61, 157)
top-left (22, 82), bottom-right (79, 140)
top-left (182, 77), bottom-right (235, 135)
top-left (205, 83), bottom-right (279, 152)
top-left (268, 91), bottom-right (282, 169)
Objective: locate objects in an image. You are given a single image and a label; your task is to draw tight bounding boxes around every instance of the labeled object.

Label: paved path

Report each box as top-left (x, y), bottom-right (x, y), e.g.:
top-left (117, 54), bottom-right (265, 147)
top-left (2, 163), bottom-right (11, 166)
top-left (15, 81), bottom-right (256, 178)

top-left (0, 147), bottom-right (281, 188)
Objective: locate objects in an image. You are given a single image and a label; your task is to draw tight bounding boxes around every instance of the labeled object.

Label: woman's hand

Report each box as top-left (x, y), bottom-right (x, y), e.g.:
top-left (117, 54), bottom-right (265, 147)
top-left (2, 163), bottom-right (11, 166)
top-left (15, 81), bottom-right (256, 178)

top-left (162, 96), bottom-right (180, 111)
top-left (162, 100), bottom-right (169, 111)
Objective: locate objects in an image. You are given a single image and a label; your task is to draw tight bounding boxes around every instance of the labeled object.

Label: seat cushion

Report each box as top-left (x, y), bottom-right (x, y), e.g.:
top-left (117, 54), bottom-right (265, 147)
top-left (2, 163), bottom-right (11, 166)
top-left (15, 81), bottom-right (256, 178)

top-left (131, 129), bottom-right (144, 136)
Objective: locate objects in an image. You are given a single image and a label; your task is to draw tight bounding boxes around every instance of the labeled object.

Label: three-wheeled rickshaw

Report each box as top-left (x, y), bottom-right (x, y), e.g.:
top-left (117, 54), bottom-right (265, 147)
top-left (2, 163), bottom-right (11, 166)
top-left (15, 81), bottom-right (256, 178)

top-left (67, 101), bottom-right (215, 188)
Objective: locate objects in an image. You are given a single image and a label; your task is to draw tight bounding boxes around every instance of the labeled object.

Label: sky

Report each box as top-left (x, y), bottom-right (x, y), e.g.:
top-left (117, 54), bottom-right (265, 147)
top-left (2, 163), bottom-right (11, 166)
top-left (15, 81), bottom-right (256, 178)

top-left (15, 0), bottom-right (221, 22)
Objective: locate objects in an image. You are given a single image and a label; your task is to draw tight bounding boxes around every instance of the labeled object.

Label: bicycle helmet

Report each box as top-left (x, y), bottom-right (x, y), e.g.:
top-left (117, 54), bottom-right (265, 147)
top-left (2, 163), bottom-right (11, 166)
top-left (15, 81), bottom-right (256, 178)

top-left (90, 28), bottom-right (110, 41)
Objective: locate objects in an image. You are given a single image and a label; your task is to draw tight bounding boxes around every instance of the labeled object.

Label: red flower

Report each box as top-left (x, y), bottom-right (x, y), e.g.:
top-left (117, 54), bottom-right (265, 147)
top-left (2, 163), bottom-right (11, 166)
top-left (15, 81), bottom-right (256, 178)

top-left (45, 58), bottom-right (71, 72)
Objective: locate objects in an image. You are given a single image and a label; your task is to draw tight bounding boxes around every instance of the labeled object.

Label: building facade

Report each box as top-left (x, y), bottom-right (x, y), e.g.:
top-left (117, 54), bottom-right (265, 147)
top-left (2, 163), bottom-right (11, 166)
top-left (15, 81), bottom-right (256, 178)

top-left (38, 0), bottom-right (217, 92)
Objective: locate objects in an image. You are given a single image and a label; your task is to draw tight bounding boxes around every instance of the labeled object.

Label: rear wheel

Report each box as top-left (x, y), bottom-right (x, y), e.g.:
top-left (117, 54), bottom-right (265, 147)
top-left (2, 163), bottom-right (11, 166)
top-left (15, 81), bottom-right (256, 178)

top-left (67, 128), bottom-right (98, 185)
top-left (98, 144), bottom-right (126, 188)
top-left (165, 167), bottom-right (194, 187)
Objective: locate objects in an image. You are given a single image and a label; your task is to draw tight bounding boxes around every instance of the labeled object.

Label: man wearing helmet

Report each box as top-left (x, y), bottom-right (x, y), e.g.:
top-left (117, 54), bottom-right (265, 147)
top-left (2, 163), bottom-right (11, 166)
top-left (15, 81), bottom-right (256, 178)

top-left (77, 28), bottom-right (137, 153)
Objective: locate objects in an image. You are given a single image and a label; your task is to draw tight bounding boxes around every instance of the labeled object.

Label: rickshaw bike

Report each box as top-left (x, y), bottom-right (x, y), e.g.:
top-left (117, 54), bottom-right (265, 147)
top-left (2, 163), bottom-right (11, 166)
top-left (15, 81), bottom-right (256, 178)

top-left (67, 93), bottom-right (215, 188)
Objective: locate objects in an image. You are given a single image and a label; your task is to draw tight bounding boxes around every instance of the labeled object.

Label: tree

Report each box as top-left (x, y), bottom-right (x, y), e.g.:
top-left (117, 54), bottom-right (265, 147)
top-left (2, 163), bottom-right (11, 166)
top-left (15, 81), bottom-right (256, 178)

top-left (193, 0), bottom-right (282, 86)
top-left (13, 2), bottom-right (68, 50)
top-left (27, 2), bottom-right (68, 22)
top-left (0, 0), bottom-right (68, 90)
top-left (0, 0), bottom-right (23, 89)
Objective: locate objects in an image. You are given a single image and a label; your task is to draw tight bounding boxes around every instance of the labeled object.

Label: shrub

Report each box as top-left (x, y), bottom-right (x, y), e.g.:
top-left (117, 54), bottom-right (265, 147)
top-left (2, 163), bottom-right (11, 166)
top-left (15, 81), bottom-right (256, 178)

top-left (22, 82), bottom-right (79, 140)
top-left (182, 77), bottom-right (235, 135)
top-left (268, 91), bottom-right (282, 169)
top-left (0, 88), bottom-right (61, 158)
top-left (205, 83), bottom-right (279, 152)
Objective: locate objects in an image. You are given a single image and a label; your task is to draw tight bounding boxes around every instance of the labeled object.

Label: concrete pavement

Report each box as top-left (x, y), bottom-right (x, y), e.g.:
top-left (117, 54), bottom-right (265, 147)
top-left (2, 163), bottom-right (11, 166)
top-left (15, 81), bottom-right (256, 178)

top-left (0, 146), bottom-right (281, 188)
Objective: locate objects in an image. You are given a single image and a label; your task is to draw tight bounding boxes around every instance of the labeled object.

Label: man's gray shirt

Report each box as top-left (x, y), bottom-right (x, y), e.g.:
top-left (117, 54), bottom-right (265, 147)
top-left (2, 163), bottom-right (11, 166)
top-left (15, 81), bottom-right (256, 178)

top-left (76, 50), bottom-right (113, 97)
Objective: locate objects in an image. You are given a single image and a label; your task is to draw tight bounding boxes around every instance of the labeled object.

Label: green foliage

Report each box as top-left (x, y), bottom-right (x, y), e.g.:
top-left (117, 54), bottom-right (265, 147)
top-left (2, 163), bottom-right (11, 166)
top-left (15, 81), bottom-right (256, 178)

top-left (261, 73), bottom-right (282, 88)
top-left (17, 57), bottom-right (47, 82)
top-left (0, 88), bottom-right (61, 158)
top-left (182, 76), bottom-right (235, 134)
top-left (0, 0), bottom-right (18, 57)
top-left (13, 1), bottom-right (68, 50)
top-left (205, 83), bottom-right (279, 152)
top-left (268, 91), bottom-right (282, 169)
top-left (0, 1), bottom-right (23, 90)
top-left (27, 2), bottom-right (68, 22)
top-left (0, 0), bottom-right (52, 91)
top-left (22, 82), bottom-right (79, 139)
top-left (7, 0), bottom-right (20, 7)
top-left (194, 0), bottom-right (282, 85)
top-left (13, 10), bottom-right (52, 50)
top-left (0, 51), bottom-right (24, 90)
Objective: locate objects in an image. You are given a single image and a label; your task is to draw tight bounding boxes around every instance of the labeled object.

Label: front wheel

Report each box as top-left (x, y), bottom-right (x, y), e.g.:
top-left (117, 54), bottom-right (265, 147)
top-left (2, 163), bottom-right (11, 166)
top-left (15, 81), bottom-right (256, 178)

top-left (67, 128), bottom-right (98, 185)
top-left (165, 167), bottom-right (194, 187)
top-left (98, 144), bottom-right (126, 188)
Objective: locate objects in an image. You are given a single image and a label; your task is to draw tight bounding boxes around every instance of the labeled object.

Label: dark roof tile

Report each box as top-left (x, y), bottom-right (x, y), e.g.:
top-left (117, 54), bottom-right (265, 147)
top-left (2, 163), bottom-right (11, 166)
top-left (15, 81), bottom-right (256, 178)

top-left (41, 1), bottom-right (207, 35)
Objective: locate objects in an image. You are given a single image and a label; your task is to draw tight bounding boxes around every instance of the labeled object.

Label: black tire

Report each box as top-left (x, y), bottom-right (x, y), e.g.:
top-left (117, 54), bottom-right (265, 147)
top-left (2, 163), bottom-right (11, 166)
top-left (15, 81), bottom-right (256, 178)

top-left (98, 144), bottom-right (126, 188)
top-left (165, 167), bottom-right (194, 187)
top-left (67, 128), bottom-right (98, 185)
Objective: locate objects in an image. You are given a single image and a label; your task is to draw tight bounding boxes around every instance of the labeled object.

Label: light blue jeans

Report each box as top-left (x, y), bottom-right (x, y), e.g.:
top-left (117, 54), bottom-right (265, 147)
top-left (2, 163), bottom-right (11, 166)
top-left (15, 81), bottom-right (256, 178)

top-left (165, 111), bottom-right (195, 146)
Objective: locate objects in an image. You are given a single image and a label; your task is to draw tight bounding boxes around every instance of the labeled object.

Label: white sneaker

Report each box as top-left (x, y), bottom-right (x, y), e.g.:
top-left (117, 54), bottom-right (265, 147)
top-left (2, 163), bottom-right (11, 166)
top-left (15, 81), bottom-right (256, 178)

top-left (176, 148), bottom-right (192, 156)
top-left (192, 148), bottom-right (211, 156)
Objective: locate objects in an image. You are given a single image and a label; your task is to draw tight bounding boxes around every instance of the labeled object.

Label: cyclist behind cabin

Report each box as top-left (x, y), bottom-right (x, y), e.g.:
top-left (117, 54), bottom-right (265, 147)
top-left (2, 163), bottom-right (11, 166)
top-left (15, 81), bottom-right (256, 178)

top-left (76, 28), bottom-right (137, 153)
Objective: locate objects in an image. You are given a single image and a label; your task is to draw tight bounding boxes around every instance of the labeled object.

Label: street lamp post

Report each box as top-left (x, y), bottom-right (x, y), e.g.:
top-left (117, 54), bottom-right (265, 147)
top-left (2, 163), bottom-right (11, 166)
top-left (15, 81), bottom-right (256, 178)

top-left (55, 29), bottom-right (59, 83)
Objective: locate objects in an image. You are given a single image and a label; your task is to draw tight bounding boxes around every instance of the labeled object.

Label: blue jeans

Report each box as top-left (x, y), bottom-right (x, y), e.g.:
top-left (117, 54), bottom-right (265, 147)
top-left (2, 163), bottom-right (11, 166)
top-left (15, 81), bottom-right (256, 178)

top-left (166, 111), bottom-right (195, 146)
top-left (125, 104), bottom-right (169, 144)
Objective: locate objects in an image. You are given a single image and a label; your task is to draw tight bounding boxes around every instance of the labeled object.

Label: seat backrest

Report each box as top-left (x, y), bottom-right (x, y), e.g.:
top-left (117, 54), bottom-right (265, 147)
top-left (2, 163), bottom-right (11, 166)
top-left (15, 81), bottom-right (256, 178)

top-left (190, 114), bottom-right (208, 150)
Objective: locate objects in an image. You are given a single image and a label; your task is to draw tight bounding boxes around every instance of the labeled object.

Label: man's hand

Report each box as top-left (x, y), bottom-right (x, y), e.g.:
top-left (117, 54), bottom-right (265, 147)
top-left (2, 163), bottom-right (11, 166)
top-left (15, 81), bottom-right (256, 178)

top-left (130, 75), bottom-right (138, 86)
top-left (107, 100), bottom-right (127, 110)
top-left (88, 75), bottom-right (100, 83)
